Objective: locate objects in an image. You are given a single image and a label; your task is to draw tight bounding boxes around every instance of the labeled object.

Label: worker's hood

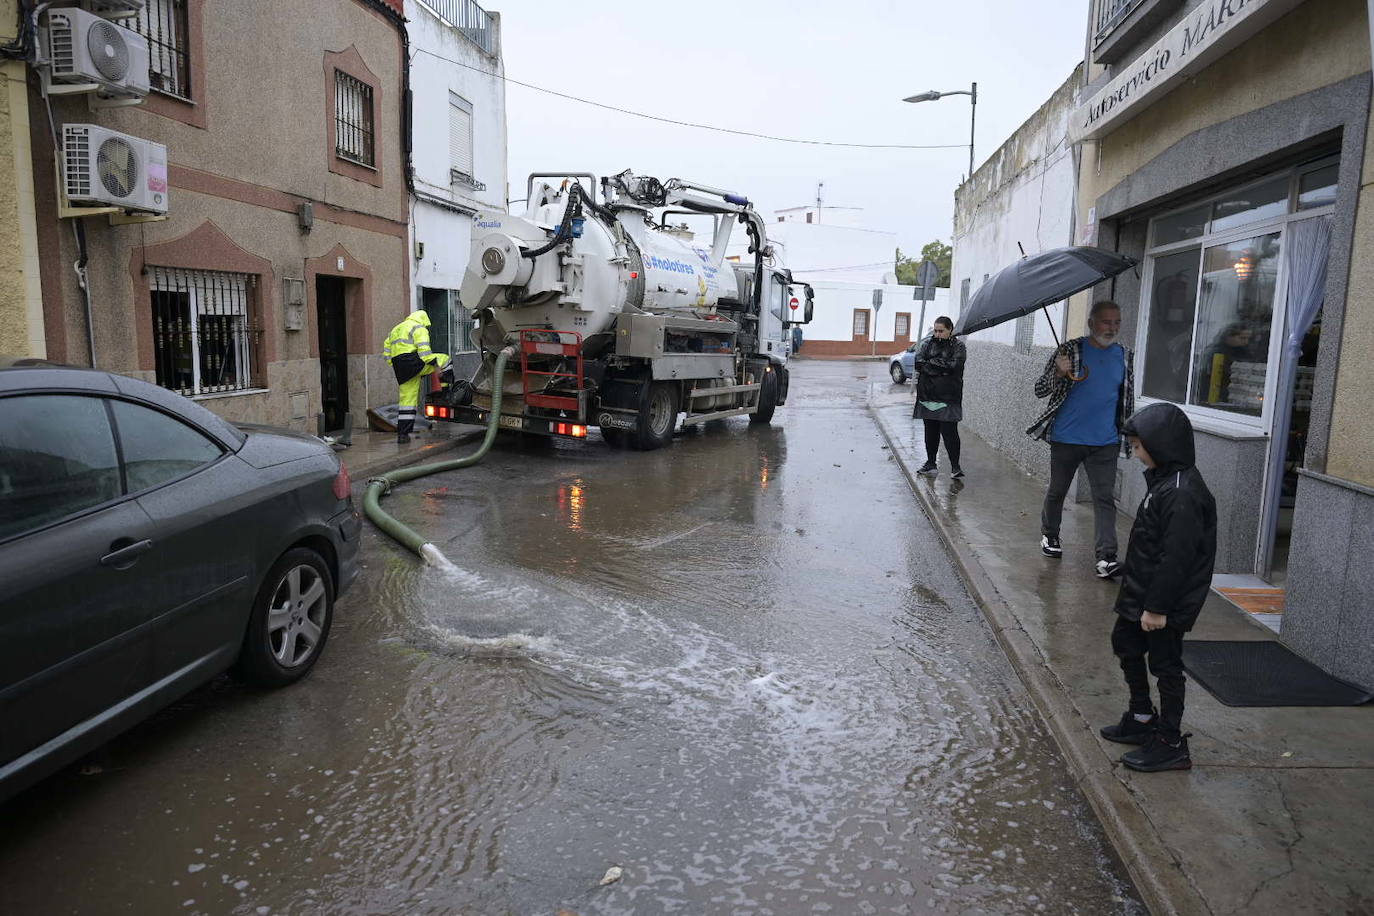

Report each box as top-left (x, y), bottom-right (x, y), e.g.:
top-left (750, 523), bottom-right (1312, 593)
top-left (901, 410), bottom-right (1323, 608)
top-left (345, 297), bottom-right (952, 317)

top-left (408, 309), bottom-right (431, 327)
top-left (1124, 402), bottom-right (1195, 473)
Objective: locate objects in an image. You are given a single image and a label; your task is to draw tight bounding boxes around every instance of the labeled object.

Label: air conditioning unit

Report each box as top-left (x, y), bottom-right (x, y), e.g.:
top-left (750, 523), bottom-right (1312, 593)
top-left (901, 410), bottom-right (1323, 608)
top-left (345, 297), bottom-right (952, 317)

top-left (44, 7), bottom-right (149, 98)
top-left (63, 124), bottom-right (168, 214)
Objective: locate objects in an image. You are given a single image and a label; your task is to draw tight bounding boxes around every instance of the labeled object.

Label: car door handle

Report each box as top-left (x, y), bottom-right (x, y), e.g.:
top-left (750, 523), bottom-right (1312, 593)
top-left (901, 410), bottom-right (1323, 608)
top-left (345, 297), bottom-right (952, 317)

top-left (101, 538), bottom-right (154, 568)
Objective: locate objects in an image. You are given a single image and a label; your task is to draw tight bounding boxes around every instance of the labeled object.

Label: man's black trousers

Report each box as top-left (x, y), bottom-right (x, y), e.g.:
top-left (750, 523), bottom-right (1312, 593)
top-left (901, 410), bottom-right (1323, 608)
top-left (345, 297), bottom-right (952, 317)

top-left (1111, 615), bottom-right (1186, 738)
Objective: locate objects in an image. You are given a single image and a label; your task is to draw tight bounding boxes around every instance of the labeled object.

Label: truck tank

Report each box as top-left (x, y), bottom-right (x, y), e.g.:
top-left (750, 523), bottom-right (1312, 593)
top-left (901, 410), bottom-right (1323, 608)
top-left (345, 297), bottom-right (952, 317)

top-left (459, 176), bottom-right (748, 353)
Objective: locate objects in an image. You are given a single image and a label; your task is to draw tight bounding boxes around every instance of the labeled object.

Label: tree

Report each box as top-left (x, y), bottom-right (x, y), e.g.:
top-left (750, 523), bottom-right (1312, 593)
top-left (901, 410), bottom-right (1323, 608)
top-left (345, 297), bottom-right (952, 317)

top-left (895, 241), bottom-right (952, 288)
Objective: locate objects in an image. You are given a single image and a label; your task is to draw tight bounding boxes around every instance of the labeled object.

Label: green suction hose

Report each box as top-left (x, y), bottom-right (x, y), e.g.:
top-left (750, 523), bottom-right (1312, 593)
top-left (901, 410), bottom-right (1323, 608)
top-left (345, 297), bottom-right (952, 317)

top-left (363, 346), bottom-right (515, 559)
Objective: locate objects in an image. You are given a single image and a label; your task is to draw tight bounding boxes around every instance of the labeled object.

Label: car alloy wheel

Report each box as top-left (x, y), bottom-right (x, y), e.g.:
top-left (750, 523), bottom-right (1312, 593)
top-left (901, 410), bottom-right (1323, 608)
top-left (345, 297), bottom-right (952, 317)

top-left (267, 563), bottom-right (328, 668)
top-left (890, 363), bottom-right (906, 384)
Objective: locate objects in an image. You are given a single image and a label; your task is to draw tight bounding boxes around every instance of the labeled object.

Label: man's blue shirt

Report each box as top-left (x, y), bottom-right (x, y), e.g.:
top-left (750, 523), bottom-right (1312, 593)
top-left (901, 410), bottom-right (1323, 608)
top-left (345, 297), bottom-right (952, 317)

top-left (1050, 342), bottom-right (1124, 446)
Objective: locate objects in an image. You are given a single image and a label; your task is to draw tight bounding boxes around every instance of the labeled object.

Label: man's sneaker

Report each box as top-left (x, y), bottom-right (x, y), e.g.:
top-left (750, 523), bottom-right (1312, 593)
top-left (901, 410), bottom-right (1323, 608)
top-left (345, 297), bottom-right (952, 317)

top-left (917, 462), bottom-right (938, 476)
top-left (1100, 709), bottom-right (1157, 745)
top-left (950, 466), bottom-right (965, 479)
top-left (1040, 535), bottom-right (1063, 558)
top-left (1122, 732), bottom-right (1192, 772)
top-left (1096, 557), bottom-right (1123, 579)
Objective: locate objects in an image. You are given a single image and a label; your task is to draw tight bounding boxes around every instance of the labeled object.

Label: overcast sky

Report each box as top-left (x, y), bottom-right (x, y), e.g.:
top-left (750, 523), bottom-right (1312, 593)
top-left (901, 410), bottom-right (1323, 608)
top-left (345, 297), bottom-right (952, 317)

top-left (492, 0), bottom-right (1087, 269)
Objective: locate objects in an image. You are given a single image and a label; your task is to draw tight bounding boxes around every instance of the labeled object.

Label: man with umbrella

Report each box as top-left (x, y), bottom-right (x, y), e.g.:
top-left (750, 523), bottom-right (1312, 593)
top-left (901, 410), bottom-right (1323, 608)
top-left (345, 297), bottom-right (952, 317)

top-left (954, 246), bottom-right (1137, 579)
top-left (1028, 300), bottom-right (1134, 578)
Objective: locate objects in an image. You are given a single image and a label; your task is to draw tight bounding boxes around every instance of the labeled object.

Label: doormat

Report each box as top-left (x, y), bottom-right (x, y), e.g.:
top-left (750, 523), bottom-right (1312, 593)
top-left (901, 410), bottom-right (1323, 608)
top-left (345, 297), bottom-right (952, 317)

top-left (1215, 587), bottom-right (1285, 615)
top-left (1182, 640), bottom-right (1373, 707)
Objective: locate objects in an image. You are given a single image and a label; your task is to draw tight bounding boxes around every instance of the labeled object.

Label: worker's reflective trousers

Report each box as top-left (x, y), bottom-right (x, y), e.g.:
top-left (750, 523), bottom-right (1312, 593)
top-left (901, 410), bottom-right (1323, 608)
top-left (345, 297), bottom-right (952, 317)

top-left (394, 352), bottom-right (449, 437)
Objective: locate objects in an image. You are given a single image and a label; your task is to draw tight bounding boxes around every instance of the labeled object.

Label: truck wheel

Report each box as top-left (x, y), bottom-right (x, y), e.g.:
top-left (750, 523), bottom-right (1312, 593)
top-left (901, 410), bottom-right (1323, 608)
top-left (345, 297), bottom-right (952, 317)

top-left (750, 369), bottom-right (779, 424)
top-left (632, 381), bottom-right (678, 450)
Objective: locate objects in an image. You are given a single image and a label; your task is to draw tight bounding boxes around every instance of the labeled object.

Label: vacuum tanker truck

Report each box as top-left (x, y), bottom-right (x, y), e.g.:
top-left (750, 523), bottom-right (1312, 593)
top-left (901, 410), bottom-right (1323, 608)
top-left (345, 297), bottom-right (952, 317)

top-left (426, 170), bottom-right (814, 449)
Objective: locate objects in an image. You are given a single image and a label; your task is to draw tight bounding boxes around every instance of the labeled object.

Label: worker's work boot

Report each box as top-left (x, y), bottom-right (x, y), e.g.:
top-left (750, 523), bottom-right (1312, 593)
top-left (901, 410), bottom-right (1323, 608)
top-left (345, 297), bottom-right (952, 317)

top-left (396, 417), bottom-right (414, 444)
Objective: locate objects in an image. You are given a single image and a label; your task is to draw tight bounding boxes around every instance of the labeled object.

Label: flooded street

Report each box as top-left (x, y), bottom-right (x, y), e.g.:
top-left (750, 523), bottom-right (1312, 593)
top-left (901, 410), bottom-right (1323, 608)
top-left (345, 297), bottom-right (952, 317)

top-left (0, 361), bottom-right (1141, 915)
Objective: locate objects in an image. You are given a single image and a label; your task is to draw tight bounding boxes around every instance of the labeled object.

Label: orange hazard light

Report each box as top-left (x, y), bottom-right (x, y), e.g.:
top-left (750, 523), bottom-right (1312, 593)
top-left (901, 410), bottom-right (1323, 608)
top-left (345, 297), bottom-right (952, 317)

top-left (425, 405), bottom-right (436, 417)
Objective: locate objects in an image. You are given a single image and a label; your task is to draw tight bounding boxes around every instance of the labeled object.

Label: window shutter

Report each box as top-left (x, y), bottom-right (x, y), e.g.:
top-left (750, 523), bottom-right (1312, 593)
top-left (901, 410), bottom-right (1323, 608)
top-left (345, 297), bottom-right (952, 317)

top-left (449, 93), bottom-right (473, 177)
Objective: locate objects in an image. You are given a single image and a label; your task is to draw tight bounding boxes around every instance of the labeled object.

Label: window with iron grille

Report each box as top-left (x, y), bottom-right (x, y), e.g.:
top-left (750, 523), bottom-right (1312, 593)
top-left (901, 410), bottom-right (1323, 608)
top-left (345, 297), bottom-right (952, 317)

top-left (1014, 313), bottom-right (1036, 354)
top-left (852, 309), bottom-right (869, 338)
top-left (335, 71), bottom-right (375, 168)
top-left (150, 267), bottom-right (259, 396)
top-left (895, 313), bottom-right (911, 338)
top-left (130, 0), bottom-right (190, 99)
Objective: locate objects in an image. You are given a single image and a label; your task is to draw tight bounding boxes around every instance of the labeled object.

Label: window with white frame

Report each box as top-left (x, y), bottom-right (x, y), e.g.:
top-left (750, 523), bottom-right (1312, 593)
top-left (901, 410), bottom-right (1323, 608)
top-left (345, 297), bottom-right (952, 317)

top-left (149, 268), bottom-right (255, 395)
top-left (1138, 156), bottom-right (1338, 424)
top-left (449, 92), bottom-right (477, 187)
top-left (895, 313), bottom-right (910, 338)
top-left (130, 0), bottom-right (190, 99)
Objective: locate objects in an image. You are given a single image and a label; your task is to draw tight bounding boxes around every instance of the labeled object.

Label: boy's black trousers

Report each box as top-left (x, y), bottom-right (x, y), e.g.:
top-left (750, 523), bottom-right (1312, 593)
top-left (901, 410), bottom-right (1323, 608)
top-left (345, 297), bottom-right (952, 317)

top-left (1111, 616), bottom-right (1186, 738)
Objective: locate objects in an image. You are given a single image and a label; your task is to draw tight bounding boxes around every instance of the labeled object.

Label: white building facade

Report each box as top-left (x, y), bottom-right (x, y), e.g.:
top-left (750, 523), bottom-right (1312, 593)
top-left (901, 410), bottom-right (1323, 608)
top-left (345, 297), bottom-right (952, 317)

top-left (948, 67), bottom-right (1082, 474)
top-left (405, 0), bottom-right (508, 372)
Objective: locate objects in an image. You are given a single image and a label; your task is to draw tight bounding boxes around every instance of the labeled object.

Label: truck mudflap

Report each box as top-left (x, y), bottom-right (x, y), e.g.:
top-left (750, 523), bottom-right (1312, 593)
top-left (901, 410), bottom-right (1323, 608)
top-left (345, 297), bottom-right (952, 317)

top-left (426, 403), bottom-right (589, 439)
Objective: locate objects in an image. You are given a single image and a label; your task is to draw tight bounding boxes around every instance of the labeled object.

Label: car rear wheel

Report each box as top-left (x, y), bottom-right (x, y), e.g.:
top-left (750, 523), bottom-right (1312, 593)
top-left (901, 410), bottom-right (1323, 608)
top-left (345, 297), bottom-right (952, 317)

top-left (890, 362), bottom-right (907, 384)
top-left (233, 548), bottom-right (334, 688)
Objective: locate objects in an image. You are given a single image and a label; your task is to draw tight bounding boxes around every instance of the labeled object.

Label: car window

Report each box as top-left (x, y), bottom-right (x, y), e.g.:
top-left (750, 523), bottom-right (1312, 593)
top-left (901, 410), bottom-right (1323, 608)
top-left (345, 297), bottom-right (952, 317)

top-left (110, 400), bottom-right (224, 494)
top-left (0, 395), bottom-right (123, 540)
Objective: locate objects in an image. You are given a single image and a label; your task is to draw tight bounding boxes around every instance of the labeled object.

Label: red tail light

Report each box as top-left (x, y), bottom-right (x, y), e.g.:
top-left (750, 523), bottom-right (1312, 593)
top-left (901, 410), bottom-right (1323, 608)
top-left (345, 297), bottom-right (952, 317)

top-left (332, 461), bottom-right (351, 500)
top-left (425, 405), bottom-right (437, 417)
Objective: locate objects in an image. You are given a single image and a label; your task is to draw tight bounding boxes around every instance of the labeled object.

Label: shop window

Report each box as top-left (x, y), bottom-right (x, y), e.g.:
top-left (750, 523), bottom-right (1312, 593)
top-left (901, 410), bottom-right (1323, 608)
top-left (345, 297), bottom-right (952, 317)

top-left (1139, 156), bottom-right (1337, 424)
top-left (150, 267), bottom-right (258, 396)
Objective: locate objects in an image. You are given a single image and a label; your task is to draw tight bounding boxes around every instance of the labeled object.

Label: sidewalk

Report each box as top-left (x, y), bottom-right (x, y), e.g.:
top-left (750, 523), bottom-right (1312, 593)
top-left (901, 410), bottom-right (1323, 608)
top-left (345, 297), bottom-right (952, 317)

top-left (331, 421), bottom-right (485, 481)
top-left (870, 386), bottom-right (1374, 916)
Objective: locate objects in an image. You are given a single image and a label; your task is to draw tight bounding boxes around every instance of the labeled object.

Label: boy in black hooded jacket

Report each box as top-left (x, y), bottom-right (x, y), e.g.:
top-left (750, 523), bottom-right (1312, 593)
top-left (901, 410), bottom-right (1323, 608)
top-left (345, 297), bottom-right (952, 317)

top-left (1100, 402), bottom-right (1217, 772)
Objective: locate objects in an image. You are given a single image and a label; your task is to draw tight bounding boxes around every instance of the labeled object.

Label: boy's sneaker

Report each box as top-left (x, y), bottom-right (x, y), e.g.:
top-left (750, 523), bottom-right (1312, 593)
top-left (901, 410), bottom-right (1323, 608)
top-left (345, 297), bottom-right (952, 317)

top-left (917, 462), bottom-right (938, 476)
top-left (1100, 709), bottom-right (1157, 745)
top-left (1095, 557), bottom-right (1123, 579)
top-left (950, 466), bottom-right (965, 479)
top-left (1040, 535), bottom-right (1063, 558)
top-left (1122, 732), bottom-right (1192, 772)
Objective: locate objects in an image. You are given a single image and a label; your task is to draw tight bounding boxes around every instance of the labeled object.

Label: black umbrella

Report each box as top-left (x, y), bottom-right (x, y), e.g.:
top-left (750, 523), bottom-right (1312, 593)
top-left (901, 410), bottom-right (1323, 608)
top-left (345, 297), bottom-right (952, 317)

top-left (953, 246), bottom-right (1137, 344)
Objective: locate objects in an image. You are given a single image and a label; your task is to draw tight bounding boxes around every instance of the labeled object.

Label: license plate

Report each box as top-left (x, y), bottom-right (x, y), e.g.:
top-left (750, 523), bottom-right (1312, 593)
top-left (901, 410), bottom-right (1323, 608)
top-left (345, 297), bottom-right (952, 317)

top-left (498, 415), bottom-right (524, 430)
top-left (598, 412), bottom-right (636, 430)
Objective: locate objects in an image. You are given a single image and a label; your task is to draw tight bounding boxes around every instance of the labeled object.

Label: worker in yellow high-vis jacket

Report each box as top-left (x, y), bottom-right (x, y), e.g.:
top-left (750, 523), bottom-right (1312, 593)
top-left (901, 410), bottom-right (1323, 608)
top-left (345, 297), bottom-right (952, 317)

top-left (382, 309), bottom-right (449, 443)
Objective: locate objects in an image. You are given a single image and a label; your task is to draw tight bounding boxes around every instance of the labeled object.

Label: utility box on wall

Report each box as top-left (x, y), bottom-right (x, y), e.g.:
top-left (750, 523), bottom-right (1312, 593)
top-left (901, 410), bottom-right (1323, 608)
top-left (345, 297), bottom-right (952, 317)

top-left (283, 278), bottom-right (305, 330)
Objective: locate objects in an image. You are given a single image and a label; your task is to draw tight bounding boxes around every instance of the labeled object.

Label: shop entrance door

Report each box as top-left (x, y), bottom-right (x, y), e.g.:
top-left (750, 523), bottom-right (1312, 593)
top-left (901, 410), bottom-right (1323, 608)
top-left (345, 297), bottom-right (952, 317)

top-left (316, 276), bottom-right (349, 432)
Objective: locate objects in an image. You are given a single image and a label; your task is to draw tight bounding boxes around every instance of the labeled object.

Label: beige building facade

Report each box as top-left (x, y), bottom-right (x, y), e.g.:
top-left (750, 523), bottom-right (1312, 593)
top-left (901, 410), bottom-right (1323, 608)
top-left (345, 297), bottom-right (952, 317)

top-left (0, 0), bottom-right (43, 360)
top-left (24, 0), bottom-right (409, 434)
top-left (1071, 0), bottom-right (1372, 684)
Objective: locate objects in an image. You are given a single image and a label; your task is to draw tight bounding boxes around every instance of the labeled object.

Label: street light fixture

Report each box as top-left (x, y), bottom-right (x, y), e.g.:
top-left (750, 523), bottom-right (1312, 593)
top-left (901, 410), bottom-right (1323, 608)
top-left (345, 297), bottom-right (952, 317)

top-left (904, 82), bottom-right (978, 180)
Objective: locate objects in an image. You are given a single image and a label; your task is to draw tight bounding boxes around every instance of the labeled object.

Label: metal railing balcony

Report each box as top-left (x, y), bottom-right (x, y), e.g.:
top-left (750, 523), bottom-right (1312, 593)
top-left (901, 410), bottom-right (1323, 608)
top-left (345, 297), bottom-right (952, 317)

top-left (417, 0), bottom-right (498, 56)
top-left (1093, 0), bottom-right (1144, 47)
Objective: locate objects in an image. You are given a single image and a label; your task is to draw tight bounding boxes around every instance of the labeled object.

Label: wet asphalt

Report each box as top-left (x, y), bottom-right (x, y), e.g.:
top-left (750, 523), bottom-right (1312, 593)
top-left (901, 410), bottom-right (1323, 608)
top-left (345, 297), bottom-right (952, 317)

top-left (0, 360), bottom-right (1143, 915)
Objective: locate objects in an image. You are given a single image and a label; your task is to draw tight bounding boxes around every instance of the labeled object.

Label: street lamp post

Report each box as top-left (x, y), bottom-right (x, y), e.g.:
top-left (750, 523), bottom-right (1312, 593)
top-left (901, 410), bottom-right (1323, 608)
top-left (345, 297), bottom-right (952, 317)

top-left (903, 82), bottom-right (978, 179)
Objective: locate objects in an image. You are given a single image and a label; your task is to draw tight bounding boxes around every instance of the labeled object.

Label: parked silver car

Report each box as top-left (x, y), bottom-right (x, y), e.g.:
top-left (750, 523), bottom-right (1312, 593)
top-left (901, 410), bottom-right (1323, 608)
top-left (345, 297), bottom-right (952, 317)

top-left (889, 340), bottom-right (921, 384)
top-left (0, 360), bottom-right (361, 802)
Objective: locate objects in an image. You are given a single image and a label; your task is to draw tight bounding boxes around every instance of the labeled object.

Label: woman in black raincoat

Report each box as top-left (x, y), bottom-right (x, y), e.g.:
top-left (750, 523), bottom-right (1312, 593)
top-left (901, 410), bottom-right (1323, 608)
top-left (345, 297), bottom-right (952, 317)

top-left (912, 316), bottom-right (967, 478)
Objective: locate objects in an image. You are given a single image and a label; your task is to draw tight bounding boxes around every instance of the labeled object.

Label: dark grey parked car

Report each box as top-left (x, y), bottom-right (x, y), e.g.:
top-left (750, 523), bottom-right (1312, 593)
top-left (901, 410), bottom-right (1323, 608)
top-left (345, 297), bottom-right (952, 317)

top-left (0, 360), bottom-right (360, 802)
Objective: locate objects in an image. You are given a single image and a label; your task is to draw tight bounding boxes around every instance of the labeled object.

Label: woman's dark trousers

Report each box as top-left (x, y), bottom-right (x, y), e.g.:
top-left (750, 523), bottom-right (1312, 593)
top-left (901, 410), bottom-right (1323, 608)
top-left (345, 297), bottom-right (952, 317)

top-left (1111, 616), bottom-right (1186, 738)
top-left (922, 420), bottom-right (961, 468)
